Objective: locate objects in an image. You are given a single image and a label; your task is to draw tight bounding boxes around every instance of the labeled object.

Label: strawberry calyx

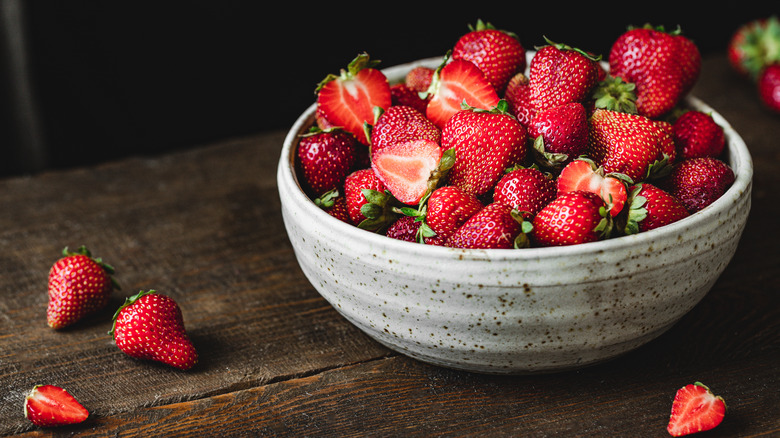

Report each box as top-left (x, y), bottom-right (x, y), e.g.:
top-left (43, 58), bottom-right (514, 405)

top-left (731, 16), bottom-right (780, 80)
top-left (108, 289), bottom-right (157, 338)
top-left (532, 134), bottom-right (573, 170)
top-left (315, 52), bottom-right (382, 93)
top-left (621, 184), bottom-right (649, 235)
top-left (627, 23), bottom-right (682, 36)
top-left (535, 36), bottom-right (602, 63)
top-left (591, 74), bottom-right (638, 114)
top-left (314, 188), bottom-right (341, 209)
top-left (357, 189), bottom-right (401, 233)
top-left (466, 18), bottom-right (520, 42)
top-left (510, 209), bottom-right (534, 248)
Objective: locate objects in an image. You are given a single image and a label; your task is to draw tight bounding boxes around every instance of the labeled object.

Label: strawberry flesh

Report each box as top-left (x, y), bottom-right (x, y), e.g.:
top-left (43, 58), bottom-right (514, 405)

top-left (425, 58), bottom-right (500, 129)
top-left (371, 139), bottom-right (443, 205)
top-left (557, 159), bottom-right (628, 217)
top-left (24, 384), bottom-right (89, 427)
top-left (667, 382), bottom-right (726, 437)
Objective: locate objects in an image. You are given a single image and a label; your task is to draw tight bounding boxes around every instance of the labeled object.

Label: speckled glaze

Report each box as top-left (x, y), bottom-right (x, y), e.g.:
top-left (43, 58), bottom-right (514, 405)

top-left (277, 56), bottom-right (753, 374)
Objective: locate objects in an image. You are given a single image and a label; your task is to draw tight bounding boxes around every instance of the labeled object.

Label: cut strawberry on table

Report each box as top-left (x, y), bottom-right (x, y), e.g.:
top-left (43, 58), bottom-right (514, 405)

top-left (24, 384), bottom-right (89, 427)
top-left (315, 52), bottom-right (392, 145)
top-left (371, 139), bottom-right (444, 205)
top-left (423, 54), bottom-right (500, 129)
top-left (727, 15), bottom-right (780, 80)
top-left (556, 158), bottom-right (631, 217)
top-left (667, 382), bottom-right (726, 437)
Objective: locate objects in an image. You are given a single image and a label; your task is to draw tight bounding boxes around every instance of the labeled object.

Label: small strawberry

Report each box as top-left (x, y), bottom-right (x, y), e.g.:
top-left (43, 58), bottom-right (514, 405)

top-left (662, 157), bottom-right (735, 213)
top-left (532, 190), bottom-right (612, 247)
top-left (424, 185), bottom-right (484, 244)
top-left (504, 72), bottom-right (536, 128)
top-left (314, 189), bottom-right (351, 223)
top-left (608, 24), bottom-right (701, 119)
top-left (390, 83), bottom-right (429, 115)
top-left (528, 37), bottom-right (602, 113)
top-left (667, 382), bottom-right (726, 437)
top-left (405, 65), bottom-right (435, 93)
top-left (343, 168), bottom-right (398, 232)
top-left (493, 166), bottom-right (556, 218)
top-left (371, 138), bottom-right (444, 205)
top-left (441, 100), bottom-right (528, 196)
top-left (297, 127), bottom-right (359, 197)
top-left (556, 158), bottom-right (631, 217)
top-left (672, 110), bottom-right (726, 160)
top-left (110, 290), bottom-right (198, 370)
top-left (758, 62), bottom-right (780, 113)
top-left (315, 52), bottom-right (392, 145)
top-left (423, 54), bottom-right (500, 129)
top-left (727, 15), bottom-right (780, 80)
top-left (24, 384), bottom-right (89, 427)
top-left (622, 183), bottom-right (690, 234)
top-left (446, 202), bottom-right (526, 249)
top-left (587, 108), bottom-right (668, 183)
top-left (527, 101), bottom-right (589, 168)
top-left (451, 19), bottom-right (526, 93)
top-left (47, 245), bottom-right (118, 329)
top-left (385, 215), bottom-right (422, 242)
top-left (369, 105), bottom-right (441, 158)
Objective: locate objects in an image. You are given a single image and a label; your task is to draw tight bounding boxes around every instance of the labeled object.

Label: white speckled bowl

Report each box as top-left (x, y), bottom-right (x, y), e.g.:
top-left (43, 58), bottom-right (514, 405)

top-left (277, 56), bottom-right (753, 374)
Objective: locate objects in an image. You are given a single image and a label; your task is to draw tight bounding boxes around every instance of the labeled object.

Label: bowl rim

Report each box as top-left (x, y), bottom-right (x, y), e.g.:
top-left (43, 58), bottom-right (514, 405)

top-left (278, 56), bottom-right (754, 262)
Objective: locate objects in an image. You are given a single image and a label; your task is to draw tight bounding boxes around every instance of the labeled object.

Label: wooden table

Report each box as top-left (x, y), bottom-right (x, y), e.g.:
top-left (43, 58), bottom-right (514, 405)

top-left (2, 53), bottom-right (778, 437)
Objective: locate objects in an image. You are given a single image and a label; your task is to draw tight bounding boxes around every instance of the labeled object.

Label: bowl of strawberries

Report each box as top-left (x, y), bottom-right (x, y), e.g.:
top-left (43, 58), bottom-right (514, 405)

top-left (277, 22), bottom-right (753, 374)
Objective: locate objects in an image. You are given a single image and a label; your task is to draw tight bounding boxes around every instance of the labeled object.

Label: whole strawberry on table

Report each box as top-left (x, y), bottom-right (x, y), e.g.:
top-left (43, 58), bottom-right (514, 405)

top-left (298, 20), bottom-right (736, 249)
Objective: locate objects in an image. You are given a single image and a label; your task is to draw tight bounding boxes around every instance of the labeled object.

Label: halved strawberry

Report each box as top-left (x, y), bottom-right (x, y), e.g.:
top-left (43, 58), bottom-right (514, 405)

top-left (371, 139), bottom-right (444, 205)
top-left (423, 54), bottom-right (500, 129)
top-left (556, 158), bottom-right (631, 217)
top-left (315, 53), bottom-right (392, 145)
top-left (369, 105), bottom-right (441, 159)
top-left (24, 384), bottom-right (89, 427)
top-left (667, 382), bottom-right (726, 437)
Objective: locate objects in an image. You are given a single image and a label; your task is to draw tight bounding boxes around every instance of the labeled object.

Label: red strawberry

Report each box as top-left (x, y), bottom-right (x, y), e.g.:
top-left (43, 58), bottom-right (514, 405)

top-left (371, 138), bottom-right (444, 205)
top-left (528, 101), bottom-right (589, 168)
top-left (532, 190), bottom-right (612, 247)
top-left (446, 202), bottom-right (525, 249)
top-left (405, 65), bottom-right (435, 93)
top-left (369, 105), bottom-right (441, 158)
top-left (667, 382), bottom-right (727, 437)
top-left (504, 72), bottom-right (536, 128)
top-left (24, 384), bottom-right (89, 427)
top-left (493, 166), bottom-right (556, 218)
top-left (608, 24), bottom-right (701, 119)
top-left (390, 83), bottom-right (429, 114)
top-left (441, 101), bottom-right (528, 196)
top-left (110, 290), bottom-right (198, 370)
top-left (587, 108), bottom-right (667, 182)
top-left (654, 119), bottom-right (677, 164)
top-left (672, 110), bottom-right (726, 160)
top-left (662, 157), bottom-right (735, 213)
top-left (385, 215), bottom-right (422, 242)
top-left (315, 52), bottom-right (392, 145)
top-left (451, 19), bottom-right (526, 93)
top-left (623, 183), bottom-right (690, 234)
top-left (424, 185), bottom-right (484, 243)
top-left (47, 245), bottom-right (118, 329)
top-left (758, 62), bottom-right (780, 113)
top-left (343, 168), bottom-right (397, 231)
top-left (314, 189), bottom-right (351, 223)
top-left (727, 16), bottom-right (780, 80)
top-left (297, 127), bottom-right (359, 197)
top-left (528, 37), bottom-right (602, 113)
top-left (423, 55), bottom-right (500, 129)
top-left (556, 158), bottom-right (630, 217)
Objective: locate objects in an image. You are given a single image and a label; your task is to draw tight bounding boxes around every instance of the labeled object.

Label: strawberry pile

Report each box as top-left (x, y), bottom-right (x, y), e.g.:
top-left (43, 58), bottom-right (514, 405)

top-left (299, 20), bottom-right (736, 249)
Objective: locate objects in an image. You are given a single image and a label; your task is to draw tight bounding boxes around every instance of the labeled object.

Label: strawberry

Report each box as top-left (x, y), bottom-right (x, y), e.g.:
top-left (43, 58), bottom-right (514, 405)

top-left (528, 37), bottom-right (602, 113)
top-left (314, 189), bottom-right (351, 223)
top-left (297, 127), bottom-right (359, 197)
top-left (424, 185), bottom-right (484, 244)
top-left (667, 382), bottom-right (726, 437)
top-left (504, 72), bottom-right (535, 128)
top-left (441, 100), bottom-right (528, 196)
top-left (405, 65), bottom-right (435, 93)
top-left (662, 157), bottom-right (735, 213)
top-left (369, 105), bottom-right (441, 158)
top-left (390, 83), bottom-right (429, 115)
top-left (446, 202), bottom-right (526, 249)
top-left (623, 183), bottom-right (690, 234)
top-left (672, 110), bottom-right (726, 160)
top-left (110, 290), bottom-right (198, 370)
top-left (556, 158), bottom-right (631, 217)
top-left (423, 54), bottom-right (500, 129)
top-left (528, 101), bottom-right (589, 168)
top-left (47, 245), bottom-right (118, 329)
top-left (532, 190), bottom-right (612, 247)
top-left (315, 52), bottom-right (392, 145)
top-left (608, 24), bottom-right (701, 119)
top-left (587, 108), bottom-right (668, 183)
top-left (727, 16), bottom-right (780, 80)
top-left (493, 166), bottom-right (556, 218)
top-left (758, 62), bottom-right (780, 113)
top-left (451, 19), bottom-right (526, 93)
top-left (24, 384), bottom-right (89, 427)
top-left (371, 138), bottom-right (444, 205)
top-left (654, 119), bottom-right (677, 165)
top-left (343, 168), bottom-right (398, 232)
top-left (385, 215), bottom-right (422, 242)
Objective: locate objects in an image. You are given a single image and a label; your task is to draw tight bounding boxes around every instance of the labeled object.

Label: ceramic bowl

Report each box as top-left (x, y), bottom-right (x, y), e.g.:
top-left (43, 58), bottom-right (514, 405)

top-left (277, 56), bottom-right (753, 374)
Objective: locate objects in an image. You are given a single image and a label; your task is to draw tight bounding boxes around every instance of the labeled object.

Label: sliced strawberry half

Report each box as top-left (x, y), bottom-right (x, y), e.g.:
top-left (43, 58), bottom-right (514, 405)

top-left (424, 55), bottom-right (500, 129)
top-left (371, 139), bottom-right (444, 205)
top-left (316, 53), bottom-right (392, 145)
top-left (24, 384), bottom-right (89, 427)
top-left (667, 382), bottom-right (727, 437)
top-left (556, 158), bottom-right (630, 217)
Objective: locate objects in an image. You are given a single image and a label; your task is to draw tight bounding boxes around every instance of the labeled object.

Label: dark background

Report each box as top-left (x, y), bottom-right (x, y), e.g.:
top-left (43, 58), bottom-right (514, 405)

top-left (1, 2), bottom-right (776, 177)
